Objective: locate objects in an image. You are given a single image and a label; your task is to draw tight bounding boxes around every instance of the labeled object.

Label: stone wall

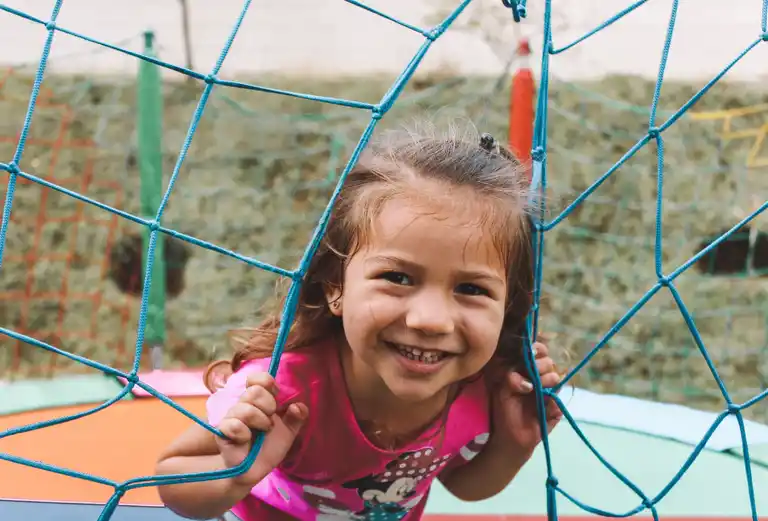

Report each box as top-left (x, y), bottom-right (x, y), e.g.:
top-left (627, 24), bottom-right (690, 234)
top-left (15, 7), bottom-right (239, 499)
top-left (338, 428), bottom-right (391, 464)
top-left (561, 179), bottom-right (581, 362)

top-left (0, 69), bottom-right (766, 421)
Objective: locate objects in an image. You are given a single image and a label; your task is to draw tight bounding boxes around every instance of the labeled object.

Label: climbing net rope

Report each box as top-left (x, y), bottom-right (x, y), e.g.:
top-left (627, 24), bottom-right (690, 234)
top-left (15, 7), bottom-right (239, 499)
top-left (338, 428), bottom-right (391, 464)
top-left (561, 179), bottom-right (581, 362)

top-left (527, 1), bottom-right (766, 520)
top-left (0, 1), bottom-right (766, 520)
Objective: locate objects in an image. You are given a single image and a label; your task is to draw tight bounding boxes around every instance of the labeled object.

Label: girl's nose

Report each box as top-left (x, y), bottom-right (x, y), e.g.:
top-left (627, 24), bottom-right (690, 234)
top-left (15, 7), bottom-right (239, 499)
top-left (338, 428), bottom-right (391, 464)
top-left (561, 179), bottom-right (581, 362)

top-left (405, 290), bottom-right (455, 335)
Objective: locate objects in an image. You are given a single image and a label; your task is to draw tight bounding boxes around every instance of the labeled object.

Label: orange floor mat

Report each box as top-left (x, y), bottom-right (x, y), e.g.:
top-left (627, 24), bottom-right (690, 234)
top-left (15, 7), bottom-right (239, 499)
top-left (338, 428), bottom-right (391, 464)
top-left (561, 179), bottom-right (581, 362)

top-left (0, 397), bottom-right (208, 505)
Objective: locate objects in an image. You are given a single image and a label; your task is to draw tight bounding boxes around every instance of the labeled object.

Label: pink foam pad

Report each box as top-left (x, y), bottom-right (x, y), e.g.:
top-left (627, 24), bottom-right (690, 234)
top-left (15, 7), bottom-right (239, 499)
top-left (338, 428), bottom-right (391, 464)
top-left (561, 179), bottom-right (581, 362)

top-left (117, 370), bottom-right (210, 397)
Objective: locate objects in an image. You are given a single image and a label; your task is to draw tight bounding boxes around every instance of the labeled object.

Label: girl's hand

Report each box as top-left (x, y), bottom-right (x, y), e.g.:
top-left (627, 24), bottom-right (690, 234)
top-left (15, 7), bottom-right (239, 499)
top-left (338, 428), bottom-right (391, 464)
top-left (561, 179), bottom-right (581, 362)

top-left (216, 372), bottom-right (308, 487)
top-left (490, 342), bottom-right (563, 458)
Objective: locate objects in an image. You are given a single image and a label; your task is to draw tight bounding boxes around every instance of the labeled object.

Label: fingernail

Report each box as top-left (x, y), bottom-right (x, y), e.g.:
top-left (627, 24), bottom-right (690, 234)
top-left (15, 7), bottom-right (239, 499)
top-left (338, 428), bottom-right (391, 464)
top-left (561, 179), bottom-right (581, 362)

top-left (522, 380), bottom-right (533, 392)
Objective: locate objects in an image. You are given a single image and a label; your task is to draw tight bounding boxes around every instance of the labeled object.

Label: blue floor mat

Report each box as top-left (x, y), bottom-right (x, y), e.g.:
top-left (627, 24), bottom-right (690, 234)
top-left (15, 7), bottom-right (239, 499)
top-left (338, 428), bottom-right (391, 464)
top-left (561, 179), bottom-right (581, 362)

top-left (0, 499), bottom-right (214, 521)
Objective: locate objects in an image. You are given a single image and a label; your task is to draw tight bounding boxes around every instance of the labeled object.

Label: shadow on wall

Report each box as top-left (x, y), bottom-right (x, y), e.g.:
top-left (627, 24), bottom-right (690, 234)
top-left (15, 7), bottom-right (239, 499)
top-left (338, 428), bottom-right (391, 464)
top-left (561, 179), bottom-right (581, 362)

top-left (696, 225), bottom-right (768, 276)
top-left (107, 233), bottom-right (192, 300)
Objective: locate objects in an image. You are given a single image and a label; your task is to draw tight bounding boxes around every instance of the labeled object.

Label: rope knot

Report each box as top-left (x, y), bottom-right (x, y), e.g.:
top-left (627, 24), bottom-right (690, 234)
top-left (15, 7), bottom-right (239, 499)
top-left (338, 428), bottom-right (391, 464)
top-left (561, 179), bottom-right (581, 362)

top-left (204, 74), bottom-right (216, 85)
top-left (6, 162), bottom-right (19, 175)
top-left (45, 21), bottom-right (56, 31)
top-left (658, 275), bottom-right (670, 287)
top-left (531, 146), bottom-right (545, 162)
top-left (648, 126), bottom-right (660, 139)
top-left (111, 485), bottom-right (127, 501)
top-left (762, 32), bottom-right (768, 41)
top-left (727, 403), bottom-right (740, 414)
top-left (546, 476), bottom-right (559, 488)
top-left (501, 0), bottom-right (527, 22)
top-left (148, 220), bottom-right (160, 232)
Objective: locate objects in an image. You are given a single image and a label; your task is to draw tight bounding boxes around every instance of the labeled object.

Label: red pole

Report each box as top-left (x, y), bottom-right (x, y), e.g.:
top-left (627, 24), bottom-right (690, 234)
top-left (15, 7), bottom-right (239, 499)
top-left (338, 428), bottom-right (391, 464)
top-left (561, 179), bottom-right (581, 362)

top-left (508, 38), bottom-right (535, 178)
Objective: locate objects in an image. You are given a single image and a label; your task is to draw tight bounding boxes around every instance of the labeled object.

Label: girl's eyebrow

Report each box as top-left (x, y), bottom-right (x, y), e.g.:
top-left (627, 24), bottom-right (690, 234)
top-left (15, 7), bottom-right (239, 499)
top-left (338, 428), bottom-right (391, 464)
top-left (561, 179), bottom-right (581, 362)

top-left (366, 255), bottom-right (504, 283)
top-left (366, 254), bottom-right (410, 265)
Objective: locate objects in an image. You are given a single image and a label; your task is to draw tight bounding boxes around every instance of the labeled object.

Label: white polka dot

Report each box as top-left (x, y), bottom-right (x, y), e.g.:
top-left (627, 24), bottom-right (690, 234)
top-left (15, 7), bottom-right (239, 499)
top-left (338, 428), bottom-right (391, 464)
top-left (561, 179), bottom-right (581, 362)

top-left (442, 455), bottom-right (450, 460)
top-left (408, 470), bottom-right (415, 475)
top-left (414, 451), bottom-right (422, 458)
top-left (440, 461), bottom-right (447, 466)
top-left (429, 465), bottom-right (437, 471)
top-left (419, 469), bottom-right (426, 473)
top-left (425, 449), bottom-right (432, 456)
top-left (403, 455), bottom-right (409, 460)
top-left (384, 472), bottom-right (391, 477)
top-left (396, 471), bottom-right (403, 476)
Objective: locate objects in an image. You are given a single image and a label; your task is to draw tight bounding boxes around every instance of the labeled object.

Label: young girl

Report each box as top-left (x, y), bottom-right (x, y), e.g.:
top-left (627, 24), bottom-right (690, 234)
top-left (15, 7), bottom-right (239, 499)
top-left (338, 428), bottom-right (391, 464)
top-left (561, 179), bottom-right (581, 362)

top-left (155, 126), bottom-right (563, 521)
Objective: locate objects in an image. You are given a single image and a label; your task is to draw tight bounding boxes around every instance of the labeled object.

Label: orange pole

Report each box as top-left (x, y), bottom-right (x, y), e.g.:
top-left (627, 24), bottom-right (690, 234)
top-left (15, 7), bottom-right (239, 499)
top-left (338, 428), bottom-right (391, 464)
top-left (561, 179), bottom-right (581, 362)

top-left (508, 39), bottom-right (535, 178)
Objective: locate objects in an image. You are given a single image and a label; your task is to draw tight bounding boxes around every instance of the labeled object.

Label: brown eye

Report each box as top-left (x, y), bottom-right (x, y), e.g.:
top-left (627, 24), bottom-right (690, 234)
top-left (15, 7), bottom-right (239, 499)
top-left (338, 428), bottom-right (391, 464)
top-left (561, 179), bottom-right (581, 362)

top-left (380, 271), bottom-right (413, 286)
top-left (456, 283), bottom-right (489, 296)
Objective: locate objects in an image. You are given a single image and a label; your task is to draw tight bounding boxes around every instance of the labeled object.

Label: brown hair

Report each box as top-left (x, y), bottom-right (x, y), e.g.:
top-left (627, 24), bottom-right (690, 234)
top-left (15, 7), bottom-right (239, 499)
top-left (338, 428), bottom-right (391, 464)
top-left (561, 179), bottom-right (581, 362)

top-left (229, 123), bottom-right (536, 376)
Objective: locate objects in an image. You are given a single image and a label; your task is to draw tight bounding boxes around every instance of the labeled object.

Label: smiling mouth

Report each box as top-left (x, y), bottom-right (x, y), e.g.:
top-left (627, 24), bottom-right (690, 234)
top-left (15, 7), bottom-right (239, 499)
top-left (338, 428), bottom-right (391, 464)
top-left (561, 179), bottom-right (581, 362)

top-left (385, 342), bottom-right (451, 365)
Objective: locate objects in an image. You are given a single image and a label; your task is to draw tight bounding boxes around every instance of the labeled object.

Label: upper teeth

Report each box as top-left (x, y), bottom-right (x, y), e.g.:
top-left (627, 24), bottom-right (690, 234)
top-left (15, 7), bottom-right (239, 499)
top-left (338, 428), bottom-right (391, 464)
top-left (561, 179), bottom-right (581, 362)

top-left (398, 344), bottom-right (441, 356)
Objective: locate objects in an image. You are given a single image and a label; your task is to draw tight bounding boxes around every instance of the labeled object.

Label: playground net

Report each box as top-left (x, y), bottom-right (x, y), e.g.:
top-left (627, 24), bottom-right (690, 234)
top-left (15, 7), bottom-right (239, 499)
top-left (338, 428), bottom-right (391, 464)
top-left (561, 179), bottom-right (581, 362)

top-left (0, 0), bottom-right (767, 520)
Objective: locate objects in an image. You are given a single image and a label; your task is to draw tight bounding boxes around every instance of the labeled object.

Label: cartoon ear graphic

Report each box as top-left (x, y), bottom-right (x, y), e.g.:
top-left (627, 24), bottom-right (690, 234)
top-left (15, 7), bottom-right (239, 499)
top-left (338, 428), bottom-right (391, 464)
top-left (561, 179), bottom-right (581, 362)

top-left (203, 359), bottom-right (233, 393)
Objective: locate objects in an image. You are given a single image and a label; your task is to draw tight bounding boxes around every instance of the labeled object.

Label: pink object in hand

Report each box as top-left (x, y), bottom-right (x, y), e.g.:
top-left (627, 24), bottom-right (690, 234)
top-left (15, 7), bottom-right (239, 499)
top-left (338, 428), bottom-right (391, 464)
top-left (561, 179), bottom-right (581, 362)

top-left (117, 370), bottom-right (209, 397)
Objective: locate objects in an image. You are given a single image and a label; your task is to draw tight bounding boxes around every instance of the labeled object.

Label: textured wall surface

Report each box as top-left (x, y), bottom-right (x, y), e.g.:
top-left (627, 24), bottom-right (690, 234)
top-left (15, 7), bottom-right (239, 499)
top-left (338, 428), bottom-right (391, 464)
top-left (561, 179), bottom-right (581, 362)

top-left (0, 68), bottom-right (766, 422)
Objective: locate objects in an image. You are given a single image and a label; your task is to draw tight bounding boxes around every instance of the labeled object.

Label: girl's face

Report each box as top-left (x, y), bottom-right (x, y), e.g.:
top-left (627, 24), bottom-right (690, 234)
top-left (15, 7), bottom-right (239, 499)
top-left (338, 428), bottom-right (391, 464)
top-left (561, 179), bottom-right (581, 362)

top-left (327, 184), bottom-right (509, 407)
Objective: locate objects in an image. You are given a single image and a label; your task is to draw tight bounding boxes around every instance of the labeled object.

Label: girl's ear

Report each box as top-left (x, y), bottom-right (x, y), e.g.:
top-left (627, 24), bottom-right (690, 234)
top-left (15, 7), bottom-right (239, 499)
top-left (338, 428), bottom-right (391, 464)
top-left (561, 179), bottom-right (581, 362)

top-left (203, 359), bottom-right (233, 393)
top-left (323, 282), bottom-right (343, 317)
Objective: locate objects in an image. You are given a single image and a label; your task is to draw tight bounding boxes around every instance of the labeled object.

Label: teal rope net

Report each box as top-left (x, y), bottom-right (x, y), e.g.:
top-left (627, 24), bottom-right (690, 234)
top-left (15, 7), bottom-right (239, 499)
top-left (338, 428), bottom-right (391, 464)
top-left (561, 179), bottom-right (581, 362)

top-left (0, 1), bottom-right (765, 521)
top-left (526, 1), bottom-right (767, 521)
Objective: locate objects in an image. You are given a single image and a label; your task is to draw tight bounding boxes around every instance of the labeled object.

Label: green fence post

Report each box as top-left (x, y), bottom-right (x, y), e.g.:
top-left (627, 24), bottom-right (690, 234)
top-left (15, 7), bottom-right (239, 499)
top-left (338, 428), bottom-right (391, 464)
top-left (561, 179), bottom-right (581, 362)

top-left (138, 30), bottom-right (166, 368)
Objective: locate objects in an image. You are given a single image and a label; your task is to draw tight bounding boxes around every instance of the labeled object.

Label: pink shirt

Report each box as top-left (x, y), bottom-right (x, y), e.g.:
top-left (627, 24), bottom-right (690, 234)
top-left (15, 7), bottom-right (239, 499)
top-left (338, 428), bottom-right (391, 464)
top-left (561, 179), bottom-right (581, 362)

top-left (206, 340), bottom-right (492, 521)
